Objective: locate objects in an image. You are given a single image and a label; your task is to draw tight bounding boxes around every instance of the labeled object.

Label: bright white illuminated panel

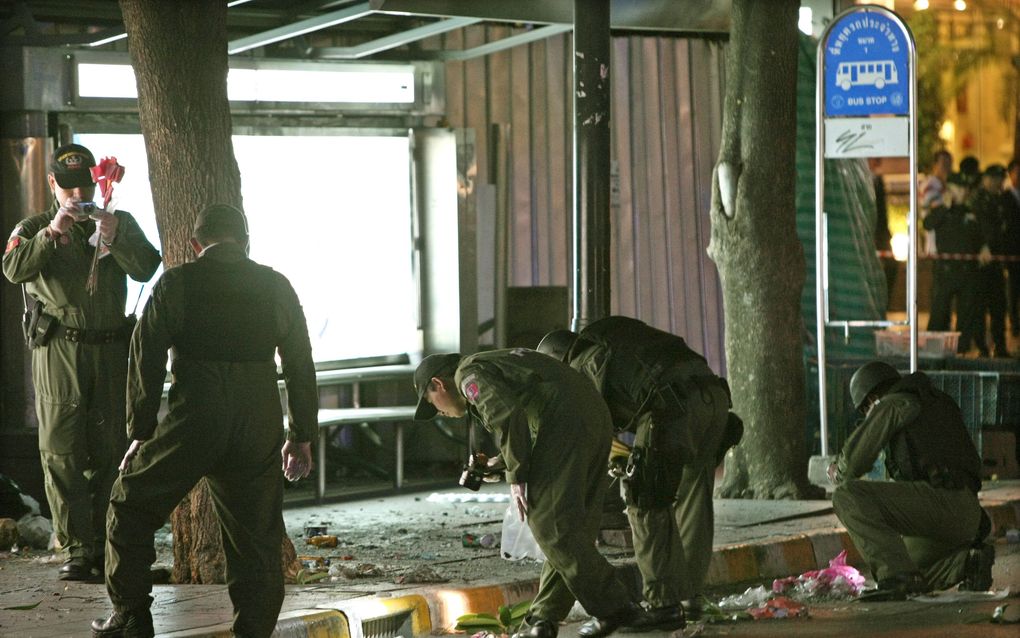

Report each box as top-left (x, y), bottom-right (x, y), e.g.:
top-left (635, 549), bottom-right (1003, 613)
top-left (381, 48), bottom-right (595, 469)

top-left (234, 68), bottom-right (414, 103)
top-left (78, 62), bottom-right (414, 104)
top-left (78, 63), bottom-right (139, 98)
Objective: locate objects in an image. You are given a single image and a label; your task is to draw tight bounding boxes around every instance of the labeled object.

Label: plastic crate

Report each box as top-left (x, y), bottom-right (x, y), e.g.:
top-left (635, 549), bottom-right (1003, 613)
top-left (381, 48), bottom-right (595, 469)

top-left (874, 330), bottom-right (960, 359)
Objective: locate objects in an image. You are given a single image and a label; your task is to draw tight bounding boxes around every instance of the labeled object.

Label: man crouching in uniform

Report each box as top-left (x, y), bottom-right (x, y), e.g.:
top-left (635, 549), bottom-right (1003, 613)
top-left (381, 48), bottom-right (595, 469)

top-left (829, 361), bottom-right (993, 601)
top-left (414, 349), bottom-right (654, 638)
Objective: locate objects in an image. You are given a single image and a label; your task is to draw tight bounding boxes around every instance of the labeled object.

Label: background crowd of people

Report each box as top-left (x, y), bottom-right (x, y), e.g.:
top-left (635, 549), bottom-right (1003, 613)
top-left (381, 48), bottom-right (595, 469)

top-left (917, 152), bottom-right (1020, 358)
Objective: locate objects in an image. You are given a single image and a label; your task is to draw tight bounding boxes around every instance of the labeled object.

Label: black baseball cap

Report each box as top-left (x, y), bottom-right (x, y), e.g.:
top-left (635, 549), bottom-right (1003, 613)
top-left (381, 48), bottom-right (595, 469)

top-left (50, 144), bottom-right (96, 189)
top-left (413, 353), bottom-right (461, 420)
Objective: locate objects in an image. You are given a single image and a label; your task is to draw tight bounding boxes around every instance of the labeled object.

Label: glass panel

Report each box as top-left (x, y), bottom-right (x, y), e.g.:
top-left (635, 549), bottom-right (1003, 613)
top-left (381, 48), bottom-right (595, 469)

top-left (76, 132), bottom-right (418, 363)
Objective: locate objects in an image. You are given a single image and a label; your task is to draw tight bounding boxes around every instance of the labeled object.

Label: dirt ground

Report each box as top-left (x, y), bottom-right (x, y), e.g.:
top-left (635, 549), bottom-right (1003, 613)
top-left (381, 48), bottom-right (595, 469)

top-left (0, 483), bottom-right (633, 590)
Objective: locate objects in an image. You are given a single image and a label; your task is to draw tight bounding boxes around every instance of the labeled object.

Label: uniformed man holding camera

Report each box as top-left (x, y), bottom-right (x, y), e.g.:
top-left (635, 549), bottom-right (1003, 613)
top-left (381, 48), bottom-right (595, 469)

top-left (3, 143), bottom-right (161, 582)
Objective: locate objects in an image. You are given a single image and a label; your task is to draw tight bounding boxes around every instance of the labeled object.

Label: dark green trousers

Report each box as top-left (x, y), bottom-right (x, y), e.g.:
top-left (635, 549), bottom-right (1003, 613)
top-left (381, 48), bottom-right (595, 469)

top-left (33, 338), bottom-right (127, 563)
top-left (832, 479), bottom-right (982, 589)
top-left (625, 377), bottom-right (729, 607)
top-left (106, 361), bottom-right (286, 638)
top-left (526, 396), bottom-right (634, 622)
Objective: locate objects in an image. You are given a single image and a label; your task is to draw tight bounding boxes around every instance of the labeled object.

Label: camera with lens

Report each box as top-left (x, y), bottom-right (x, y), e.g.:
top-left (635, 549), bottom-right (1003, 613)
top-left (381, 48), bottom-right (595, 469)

top-left (459, 453), bottom-right (486, 491)
top-left (73, 202), bottom-right (98, 222)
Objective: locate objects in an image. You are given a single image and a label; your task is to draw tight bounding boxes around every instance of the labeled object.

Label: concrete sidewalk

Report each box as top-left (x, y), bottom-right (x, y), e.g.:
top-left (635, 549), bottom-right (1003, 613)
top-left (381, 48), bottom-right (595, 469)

top-left (1, 481), bottom-right (1017, 638)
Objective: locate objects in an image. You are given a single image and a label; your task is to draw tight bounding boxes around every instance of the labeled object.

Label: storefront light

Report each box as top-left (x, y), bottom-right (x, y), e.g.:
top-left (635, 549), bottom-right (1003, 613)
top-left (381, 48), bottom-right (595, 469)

top-left (77, 62), bottom-right (415, 103)
top-left (891, 233), bottom-right (909, 262)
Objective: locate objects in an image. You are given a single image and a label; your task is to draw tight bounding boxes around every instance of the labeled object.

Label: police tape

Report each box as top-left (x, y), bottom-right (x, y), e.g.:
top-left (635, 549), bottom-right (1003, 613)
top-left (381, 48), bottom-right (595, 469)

top-left (877, 250), bottom-right (1020, 262)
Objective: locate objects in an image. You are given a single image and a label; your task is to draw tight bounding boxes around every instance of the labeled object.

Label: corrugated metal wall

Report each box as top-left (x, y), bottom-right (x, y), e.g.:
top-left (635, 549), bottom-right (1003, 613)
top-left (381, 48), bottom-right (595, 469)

top-left (436, 26), bottom-right (729, 373)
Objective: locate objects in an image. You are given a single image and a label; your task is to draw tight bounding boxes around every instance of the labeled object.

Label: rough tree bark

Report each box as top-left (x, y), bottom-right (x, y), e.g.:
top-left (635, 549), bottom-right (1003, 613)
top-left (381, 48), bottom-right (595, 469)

top-left (708, 0), bottom-right (815, 499)
top-left (119, 0), bottom-right (300, 583)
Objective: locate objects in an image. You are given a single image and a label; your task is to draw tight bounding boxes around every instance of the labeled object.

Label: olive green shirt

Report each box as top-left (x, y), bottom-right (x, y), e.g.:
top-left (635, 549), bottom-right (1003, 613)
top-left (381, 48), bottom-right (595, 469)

top-left (3, 201), bottom-right (161, 328)
top-left (833, 393), bottom-right (918, 484)
top-left (455, 348), bottom-right (603, 485)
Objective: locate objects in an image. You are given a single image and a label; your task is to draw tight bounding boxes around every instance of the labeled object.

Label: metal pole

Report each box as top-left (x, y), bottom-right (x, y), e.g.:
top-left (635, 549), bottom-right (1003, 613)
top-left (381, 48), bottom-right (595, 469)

top-left (814, 44), bottom-right (829, 457)
top-left (907, 28), bottom-right (919, 372)
top-left (571, 0), bottom-right (611, 331)
top-left (490, 124), bottom-right (510, 348)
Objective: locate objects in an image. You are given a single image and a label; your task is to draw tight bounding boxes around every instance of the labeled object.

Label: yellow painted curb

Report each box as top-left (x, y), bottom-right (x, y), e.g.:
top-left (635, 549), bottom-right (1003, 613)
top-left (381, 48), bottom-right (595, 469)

top-left (275, 610), bottom-right (351, 638)
top-left (318, 594), bottom-right (430, 638)
top-left (754, 535), bottom-right (816, 578)
top-left (705, 543), bottom-right (759, 585)
top-left (807, 528), bottom-right (853, 569)
top-left (161, 609), bottom-right (347, 638)
top-left (421, 581), bottom-right (540, 633)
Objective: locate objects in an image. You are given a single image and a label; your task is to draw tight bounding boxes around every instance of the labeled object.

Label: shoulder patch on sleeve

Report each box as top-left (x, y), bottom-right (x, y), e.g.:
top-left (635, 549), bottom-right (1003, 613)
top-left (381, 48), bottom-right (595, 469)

top-left (461, 373), bottom-right (480, 403)
top-left (5, 236), bottom-right (20, 254)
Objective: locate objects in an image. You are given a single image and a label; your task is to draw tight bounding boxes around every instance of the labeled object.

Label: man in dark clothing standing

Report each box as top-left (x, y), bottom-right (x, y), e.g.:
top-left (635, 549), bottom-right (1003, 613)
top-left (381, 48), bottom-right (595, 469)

top-left (91, 205), bottom-right (318, 638)
top-left (414, 349), bottom-right (650, 638)
top-left (924, 173), bottom-right (984, 354)
top-left (3, 143), bottom-right (161, 582)
top-left (969, 164), bottom-right (1009, 357)
top-left (538, 317), bottom-right (741, 625)
top-left (829, 362), bottom-right (992, 601)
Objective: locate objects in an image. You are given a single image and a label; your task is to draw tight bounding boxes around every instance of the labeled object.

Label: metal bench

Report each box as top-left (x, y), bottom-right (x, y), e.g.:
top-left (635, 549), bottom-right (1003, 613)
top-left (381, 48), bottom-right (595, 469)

top-left (312, 406), bottom-right (418, 499)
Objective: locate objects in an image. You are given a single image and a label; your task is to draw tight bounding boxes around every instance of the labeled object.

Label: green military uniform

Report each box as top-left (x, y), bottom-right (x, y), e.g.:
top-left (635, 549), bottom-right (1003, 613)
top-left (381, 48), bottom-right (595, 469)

top-left (832, 372), bottom-right (985, 589)
top-left (105, 241), bottom-right (317, 637)
top-left (3, 201), bottom-right (161, 567)
top-left (566, 317), bottom-right (731, 608)
top-left (454, 348), bottom-right (634, 623)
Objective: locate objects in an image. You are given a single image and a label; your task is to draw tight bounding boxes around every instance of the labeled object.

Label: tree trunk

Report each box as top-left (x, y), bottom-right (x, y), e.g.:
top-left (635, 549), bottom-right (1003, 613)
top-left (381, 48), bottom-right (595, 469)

top-left (119, 0), bottom-right (300, 583)
top-left (707, 0), bottom-right (813, 499)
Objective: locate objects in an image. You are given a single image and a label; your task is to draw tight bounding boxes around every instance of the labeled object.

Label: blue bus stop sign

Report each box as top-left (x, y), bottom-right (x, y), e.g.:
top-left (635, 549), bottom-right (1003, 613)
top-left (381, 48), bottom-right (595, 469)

top-left (823, 10), bottom-right (910, 117)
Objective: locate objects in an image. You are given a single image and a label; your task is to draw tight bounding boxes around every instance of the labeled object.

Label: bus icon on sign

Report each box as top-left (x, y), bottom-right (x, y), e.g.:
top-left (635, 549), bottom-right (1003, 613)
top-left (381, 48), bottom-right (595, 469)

top-left (835, 60), bottom-right (898, 90)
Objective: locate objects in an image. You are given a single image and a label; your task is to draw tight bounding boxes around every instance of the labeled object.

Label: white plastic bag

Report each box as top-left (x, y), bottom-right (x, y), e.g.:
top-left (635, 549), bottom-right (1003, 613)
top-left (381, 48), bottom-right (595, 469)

top-left (500, 505), bottom-right (546, 561)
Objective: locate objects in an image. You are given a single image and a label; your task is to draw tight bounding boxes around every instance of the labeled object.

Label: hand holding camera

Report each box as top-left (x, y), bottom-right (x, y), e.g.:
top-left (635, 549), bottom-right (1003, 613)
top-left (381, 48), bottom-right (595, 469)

top-left (458, 452), bottom-right (504, 491)
top-left (50, 200), bottom-right (97, 232)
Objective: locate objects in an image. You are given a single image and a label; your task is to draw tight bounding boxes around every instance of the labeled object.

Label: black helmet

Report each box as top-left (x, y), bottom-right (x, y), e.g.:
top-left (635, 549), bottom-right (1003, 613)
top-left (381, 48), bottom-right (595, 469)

top-left (536, 329), bottom-right (579, 362)
top-left (849, 361), bottom-right (901, 411)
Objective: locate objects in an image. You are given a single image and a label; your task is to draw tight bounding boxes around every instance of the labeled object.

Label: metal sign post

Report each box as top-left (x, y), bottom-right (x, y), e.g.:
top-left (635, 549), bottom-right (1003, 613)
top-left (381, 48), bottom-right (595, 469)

top-left (815, 5), bottom-right (917, 456)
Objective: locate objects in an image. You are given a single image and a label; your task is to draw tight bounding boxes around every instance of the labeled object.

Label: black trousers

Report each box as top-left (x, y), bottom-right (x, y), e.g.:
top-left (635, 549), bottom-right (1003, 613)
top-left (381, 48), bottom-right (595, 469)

top-left (927, 262), bottom-right (980, 352)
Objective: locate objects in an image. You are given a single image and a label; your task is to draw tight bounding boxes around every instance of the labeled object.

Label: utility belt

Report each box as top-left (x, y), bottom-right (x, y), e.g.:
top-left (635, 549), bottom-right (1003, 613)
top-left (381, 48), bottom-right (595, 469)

top-left (26, 308), bottom-right (134, 348)
top-left (53, 324), bottom-right (131, 345)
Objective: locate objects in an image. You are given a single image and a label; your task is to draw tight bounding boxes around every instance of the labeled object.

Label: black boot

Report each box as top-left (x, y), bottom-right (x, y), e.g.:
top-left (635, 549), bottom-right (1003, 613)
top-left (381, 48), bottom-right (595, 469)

top-left (960, 543), bottom-right (995, 591)
top-left (681, 597), bottom-right (703, 622)
top-left (59, 557), bottom-right (101, 582)
top-left (511, 617), bottom-right (558, 638)
top-left (619, 604), bottom-right (685, 633)
top-left (578, 603), bottom-right (645, 638)
top-left (90, 609), bottom-right (154, 638)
